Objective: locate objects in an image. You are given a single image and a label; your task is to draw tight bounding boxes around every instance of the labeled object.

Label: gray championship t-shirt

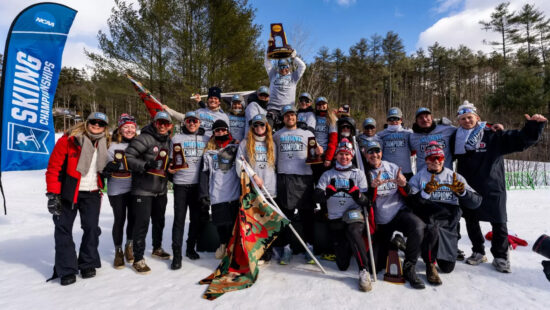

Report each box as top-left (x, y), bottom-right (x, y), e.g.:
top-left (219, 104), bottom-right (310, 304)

top-left (409, 167), bottom-right (473, 206)
top-left (236, 138), bottom-right (277, 197)
top-left (195, 108), bottom-right (230, 138)
top-left (228, 114), bottom-right (246, 141)
top-left (314, 115), bottom-right (337, 150)
top-left (265, 56), bottom-right (306, 111)
top-left (107, 142), bottom-right (132, 196)
top-left (171, 132), bottom-right (209, 185)
top-left (316, 168), bottom-right (369, 220)
top-left (202, 147), bottom-right (241, 205)
top-left (378, 126), bottom-right (413, 174)
top-left (368, 161), bottom-right (407, 224)
top-left (409, 124), bottom-right (456, 172)
top-left (273, 127), bottom-right (314, 175)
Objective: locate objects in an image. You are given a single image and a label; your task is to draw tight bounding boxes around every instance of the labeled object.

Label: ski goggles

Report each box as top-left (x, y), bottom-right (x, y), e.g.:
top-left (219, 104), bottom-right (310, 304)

top-left (88, 119), bottom-right (107, 127)
top-left (185, 118), bottom-right (199, 124)
top-left (457, 108), bottom-right (477, 116)
top-left (214, 127), bottom-right (228, 133)
top-left (426, 155), bottom-right (444, 163)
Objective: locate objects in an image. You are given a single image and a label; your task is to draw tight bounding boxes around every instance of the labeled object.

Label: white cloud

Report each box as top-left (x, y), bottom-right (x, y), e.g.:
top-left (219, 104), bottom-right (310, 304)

top-left (433, 0), bottom-right (464, 14)
top-left (335, 0), bottom-right (356, 7)
top-left (417, 0), bottom-right (550, 54)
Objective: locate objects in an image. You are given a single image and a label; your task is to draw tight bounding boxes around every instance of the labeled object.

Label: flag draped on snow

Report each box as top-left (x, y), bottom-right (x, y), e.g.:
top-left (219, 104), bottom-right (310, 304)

top-left (126, 75), bottom-right (163, 118)
top-left (199, 171), bottom-right (289, 300)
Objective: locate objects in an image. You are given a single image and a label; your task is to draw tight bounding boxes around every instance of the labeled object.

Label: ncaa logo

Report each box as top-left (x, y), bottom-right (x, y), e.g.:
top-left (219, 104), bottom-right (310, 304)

top-left (34, 12), bottom-right (56, 29)
top-left (7, 123), bottom-right (50, 154)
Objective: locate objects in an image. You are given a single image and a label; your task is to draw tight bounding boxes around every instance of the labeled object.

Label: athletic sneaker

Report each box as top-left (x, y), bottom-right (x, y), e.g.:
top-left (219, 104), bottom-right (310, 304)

top-left (492, 258), bottom-right (511, 273)
top-left (320, 253), bottom-right (336, 261)
top-left (304, 243), bottom-right (315, 264)
top-left (279, 245), bottom-right (292, 265)
top-left (359, 269), bottom-right (372, 292)
top-left (465, 252), bottom-right (487, 265)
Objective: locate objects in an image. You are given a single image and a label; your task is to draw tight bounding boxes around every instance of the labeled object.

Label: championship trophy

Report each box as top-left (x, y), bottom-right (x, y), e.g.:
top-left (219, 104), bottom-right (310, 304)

top-left (147, 148), bottom-right (169, 177)
top-left (171, 143), bottom-right (188, 170)
top-left (306, 137), bottom-right (323, 164)
top-left (112, 150), bottom-right (131, 179)
top-left (267, 23), bottom-right (294, 59)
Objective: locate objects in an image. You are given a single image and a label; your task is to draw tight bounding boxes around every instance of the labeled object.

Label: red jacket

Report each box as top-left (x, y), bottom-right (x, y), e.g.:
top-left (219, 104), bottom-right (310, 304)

top-left (45, 134), bottom-right (104, 204)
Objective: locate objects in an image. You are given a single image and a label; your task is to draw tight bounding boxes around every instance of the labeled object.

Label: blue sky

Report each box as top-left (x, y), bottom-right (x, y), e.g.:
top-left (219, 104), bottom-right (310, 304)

top-left (1, 0), bottom-right (549, 68)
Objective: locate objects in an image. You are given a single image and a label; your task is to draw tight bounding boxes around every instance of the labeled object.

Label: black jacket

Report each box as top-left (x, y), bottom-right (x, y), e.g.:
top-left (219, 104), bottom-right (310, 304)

top-left (125, 123), bottom-right (172, 196)
top-left (455, 120), bottom-right (545, 223)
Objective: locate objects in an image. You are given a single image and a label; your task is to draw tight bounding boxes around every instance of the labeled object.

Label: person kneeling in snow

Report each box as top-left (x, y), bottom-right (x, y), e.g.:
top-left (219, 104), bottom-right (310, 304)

top-left (314, 138), bottom-right (373, 292)
top-left (407, 141), bottom-right (482, 285)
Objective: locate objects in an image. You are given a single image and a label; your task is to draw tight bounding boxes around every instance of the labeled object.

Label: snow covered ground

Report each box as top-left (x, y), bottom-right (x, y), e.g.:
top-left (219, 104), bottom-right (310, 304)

top-left (0, 169), bottom-right (549, 310)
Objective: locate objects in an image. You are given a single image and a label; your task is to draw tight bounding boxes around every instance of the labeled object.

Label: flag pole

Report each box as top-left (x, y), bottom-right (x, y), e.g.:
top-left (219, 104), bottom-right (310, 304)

top-left (240, 156), bottom-right (327, 274)
top-left (352, 137), bottom-right (377, 281)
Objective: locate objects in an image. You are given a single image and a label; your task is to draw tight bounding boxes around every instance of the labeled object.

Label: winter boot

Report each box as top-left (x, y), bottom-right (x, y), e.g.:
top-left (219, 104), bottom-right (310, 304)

top-left (152, 247), bottom-right (171, 260)
top-left (279, 245), bottom-right (293, 265)
top-left (81, 268), bottom-right (96, 279)
top-left (259, 247), bottom-right (273, 265)
top-left (359, 268), bottom-right (373, 292)
top-left (133, 259), bottom-right (151, 274)
top-left (456, 249), bottom-right (466, 261)
top-left (492, 257), bottom-right (511, 273)
top-left (391, 233), bottom-right (407, 252)
top-left (466, 252), bottom-right (487, 265)
top-left (60, 274), bottom-right (76, 286)
top-left (402, 261), bottom-right (425, 289)
top-left (124, 242), bottom-right (134, 264)
top-left (304, 243), bottom-right (315, 264)
top-left (426, 263), bottom-right (442, 285)
top-left (215, 244), bottom-right (227, 259)
top-left (186, 248), bottom-right (200, 260)
top-left (171, 248), bottom-right (182, 270)
top-left (114, 247), bottom-right (125, 269)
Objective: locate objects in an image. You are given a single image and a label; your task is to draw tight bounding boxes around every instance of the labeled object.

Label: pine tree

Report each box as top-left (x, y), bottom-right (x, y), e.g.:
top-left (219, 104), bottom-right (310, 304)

top-left (479, 2), bottom-right (517, 62)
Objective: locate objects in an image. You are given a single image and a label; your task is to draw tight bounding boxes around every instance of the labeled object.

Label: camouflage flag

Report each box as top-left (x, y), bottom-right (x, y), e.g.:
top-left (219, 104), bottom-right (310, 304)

top-left (199, 171), bottom-right (289, 300)
top-left (126, 75), bottom-right (164, 118)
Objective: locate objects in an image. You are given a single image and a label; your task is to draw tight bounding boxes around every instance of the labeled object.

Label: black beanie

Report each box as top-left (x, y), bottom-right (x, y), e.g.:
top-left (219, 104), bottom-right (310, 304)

top-left (212, 119), bottom-right (229, 131)
top-left (208, 86), bottom-right (222, 100)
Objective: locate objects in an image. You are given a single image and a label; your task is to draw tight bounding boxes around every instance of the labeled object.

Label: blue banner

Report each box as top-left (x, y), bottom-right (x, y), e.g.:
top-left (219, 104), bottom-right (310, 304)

top-left (0, 3), bottom-right (77, 171)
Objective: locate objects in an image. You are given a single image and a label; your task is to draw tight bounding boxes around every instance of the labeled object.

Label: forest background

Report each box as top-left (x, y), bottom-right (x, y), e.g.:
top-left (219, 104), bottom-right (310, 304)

top-left (1, 0), bottom-right (548, 163)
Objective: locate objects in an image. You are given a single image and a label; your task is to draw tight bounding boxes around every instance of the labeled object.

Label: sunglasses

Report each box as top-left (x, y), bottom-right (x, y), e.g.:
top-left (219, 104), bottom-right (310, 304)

top-left (364, 126), bottom-right (375, 130)
top-left (88, 119), bottom-right (107, 127)
top-left (426, 155), bottom-right (444, 162)
top-left (258, 93), bottom-right (269, 97)
top-left (367, 149), bottom-right (381, 154)
top-left (300, 98), bottom-right (311, 103)
top-left (387, 117), bottom-right (400, 122)
top-left (253, 122), bottom-right (266, 128)
top-left (214, 128), bottom-right (228, 133)
top-left (156, 120), bottom-right (171, 127)
top-left (279, 65), bottom-right (289, 69)
top-left (185, 118), bottom-right (199, 124)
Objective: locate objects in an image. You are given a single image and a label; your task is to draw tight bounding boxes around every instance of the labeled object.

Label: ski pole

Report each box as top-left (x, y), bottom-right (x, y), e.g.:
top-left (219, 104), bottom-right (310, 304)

top-left (352, 136), bottom-right (377, 281)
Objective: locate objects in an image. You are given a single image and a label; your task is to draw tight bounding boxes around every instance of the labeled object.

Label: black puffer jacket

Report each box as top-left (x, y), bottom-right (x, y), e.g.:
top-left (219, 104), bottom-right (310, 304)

top-left (126, 123), bottom-right (172, 196)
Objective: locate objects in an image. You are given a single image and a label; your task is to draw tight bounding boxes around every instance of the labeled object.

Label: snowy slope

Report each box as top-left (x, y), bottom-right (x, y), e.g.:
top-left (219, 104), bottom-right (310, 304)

top-left (0, 169), bottom-right (549, 310)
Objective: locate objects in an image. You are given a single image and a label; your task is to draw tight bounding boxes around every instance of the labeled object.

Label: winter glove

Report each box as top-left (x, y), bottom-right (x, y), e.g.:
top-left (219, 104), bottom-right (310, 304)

top-left (143, 159), bottom-right (158, 171)
top-left (424, 174), bottom-right (439, 194)
top-left (449, 173), bottom-right (465, 195)
top-left (297, 121), bottom-right (308, 130)
top-left (326, 179), bottom-right (338, 198)
top-left (347, 179), bottom-right (361, 201)
top-left (46, 193), bottom-right (62, 216)
top-left (103, 161), bottom-right (120, 174)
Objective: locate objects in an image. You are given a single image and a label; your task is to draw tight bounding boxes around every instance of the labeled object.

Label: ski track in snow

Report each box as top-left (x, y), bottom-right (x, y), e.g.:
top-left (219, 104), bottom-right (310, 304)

top-left (0, 170), bottom-right (549, 310)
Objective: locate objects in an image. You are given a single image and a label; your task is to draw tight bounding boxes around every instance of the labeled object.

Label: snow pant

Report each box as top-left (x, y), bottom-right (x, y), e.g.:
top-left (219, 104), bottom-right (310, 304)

top-left (276, 174), bottom-right (315, 247)
top-left (108, 192), bottom-right (134, 247)
top-left (374, 209), bottom-right (425, 272)
top-left (53, 191), bottom-right (102, 277)
top-left (132, 194), bottom-right (167, 261)
top-left (211, 200), bottom-right (239, 245)
top-left (421, 224), bottom-right (456, 273)
top-left (464, 216), bottom-right (509, 259)
top-left (328, 219), bottom-right (370, 271)
top-left (172, 184), bottom-right (203, 252)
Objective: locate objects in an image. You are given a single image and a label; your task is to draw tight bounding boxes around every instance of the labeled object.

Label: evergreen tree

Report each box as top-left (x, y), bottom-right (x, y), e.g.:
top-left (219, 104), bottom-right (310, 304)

top-left (479, 2), bottom-right (517, 62)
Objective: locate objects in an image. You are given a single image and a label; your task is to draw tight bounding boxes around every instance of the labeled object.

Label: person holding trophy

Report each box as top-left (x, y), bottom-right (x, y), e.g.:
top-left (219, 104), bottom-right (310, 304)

top-left (103, 114), bottom-right (138, 269)
top-left (169, 111), bottom-right (209, 269)
top-left (125, 112), bottom-right (174, 274)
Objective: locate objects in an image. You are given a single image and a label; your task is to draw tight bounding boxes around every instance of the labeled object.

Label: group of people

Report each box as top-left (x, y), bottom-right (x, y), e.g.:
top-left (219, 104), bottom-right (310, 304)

top-left (45, 48), bottom-right (547, 294)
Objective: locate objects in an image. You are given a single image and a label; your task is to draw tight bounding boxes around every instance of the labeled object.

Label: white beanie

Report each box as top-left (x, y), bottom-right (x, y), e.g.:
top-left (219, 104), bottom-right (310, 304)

top-left (457, 100), bottom-right (478, 119)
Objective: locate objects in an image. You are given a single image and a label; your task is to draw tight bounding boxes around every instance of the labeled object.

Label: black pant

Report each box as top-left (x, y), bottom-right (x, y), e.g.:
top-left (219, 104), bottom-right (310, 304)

top-left (108, 192), bottom-right (135, 247)
top-left (464, 214), bottom-right (509, 259)
top-left (420, 223), bottom-right (457, 273)
top-left (172, 184), bottom-right (203, 251)
top-left (374, 209), bottom-right (425, 271)
top-left (132, 194), bottom-right (167, 261)
top-left (277, 207), bottom-right (315, 247)
top-left (53, 191), bottom-right (102, 277)
top-left (328, 220), bottom-right (371, 271)
top-left (211, 200), bottom-right (239, 245)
